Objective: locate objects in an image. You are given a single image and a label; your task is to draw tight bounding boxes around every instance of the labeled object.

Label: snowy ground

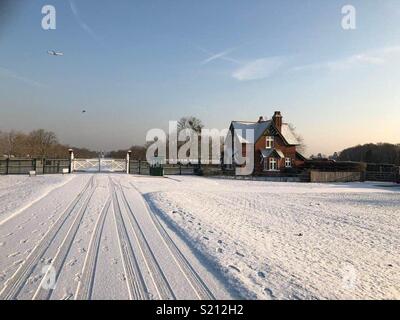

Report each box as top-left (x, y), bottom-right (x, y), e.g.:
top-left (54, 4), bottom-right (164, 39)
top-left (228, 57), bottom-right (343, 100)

top-left (134, 176), bottom-right (400, 300)
top-left (0, 174), bottom-right (399, 300)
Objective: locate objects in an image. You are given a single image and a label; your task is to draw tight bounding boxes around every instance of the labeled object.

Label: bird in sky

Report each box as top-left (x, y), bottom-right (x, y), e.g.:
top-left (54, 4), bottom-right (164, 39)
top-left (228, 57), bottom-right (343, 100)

top-left (82, 109), bottom-right (86, 113)
top-left (47, 50), bottom-right (64, 56)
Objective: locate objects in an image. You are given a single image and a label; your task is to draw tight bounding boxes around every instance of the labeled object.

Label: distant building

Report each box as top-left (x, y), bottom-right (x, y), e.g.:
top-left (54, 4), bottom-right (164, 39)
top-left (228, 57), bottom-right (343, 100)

top-left (227, 111), bottom-right (306, 174)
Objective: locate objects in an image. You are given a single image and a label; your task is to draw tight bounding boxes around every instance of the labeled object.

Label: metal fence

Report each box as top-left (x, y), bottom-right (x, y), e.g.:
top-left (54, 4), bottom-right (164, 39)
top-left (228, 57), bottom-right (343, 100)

top-left (128, 161), bottom-right (198, 176)
top-left (43, 159), bottom-right (71, 174)
top-left (0, 158), bottom-right (70, 175)
top-left (0, 159), bottom-right (36, 175)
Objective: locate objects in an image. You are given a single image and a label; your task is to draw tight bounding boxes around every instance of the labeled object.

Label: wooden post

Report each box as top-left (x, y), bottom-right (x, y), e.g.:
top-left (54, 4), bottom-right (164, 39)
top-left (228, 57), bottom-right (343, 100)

top-left (6, 158), bottom-right (9, 175)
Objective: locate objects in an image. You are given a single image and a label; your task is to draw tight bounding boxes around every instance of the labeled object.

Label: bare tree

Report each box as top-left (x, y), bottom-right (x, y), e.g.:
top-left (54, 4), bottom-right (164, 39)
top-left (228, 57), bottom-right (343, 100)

top-left (288, 123), bottom-right (306, 154)
top-left (177, 116), bottom-right (204, 134)
top-left (177, 116), bottom-right (204, 163)
top-left (28, 129), bottom-right (58, 158)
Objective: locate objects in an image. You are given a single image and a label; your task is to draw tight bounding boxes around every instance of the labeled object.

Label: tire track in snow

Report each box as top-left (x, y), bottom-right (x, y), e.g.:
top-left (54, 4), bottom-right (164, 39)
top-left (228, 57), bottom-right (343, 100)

top-left (114, 179), bottom-right (175, 300)
top-left (32, 181), bottom-right (98, 300)
top-left (129, 182), bottom-right (215, 300)
top-left (74, 197), bottom-right (111, 300)
top-left (0, 176), bottom-right (95, 300)
top-left (110, 178), bottom-right (148, 300)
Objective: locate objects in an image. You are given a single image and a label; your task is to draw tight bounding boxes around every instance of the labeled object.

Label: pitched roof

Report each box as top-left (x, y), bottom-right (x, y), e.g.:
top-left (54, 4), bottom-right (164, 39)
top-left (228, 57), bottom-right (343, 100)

top-left (230, 120), bottom-right (299, 145)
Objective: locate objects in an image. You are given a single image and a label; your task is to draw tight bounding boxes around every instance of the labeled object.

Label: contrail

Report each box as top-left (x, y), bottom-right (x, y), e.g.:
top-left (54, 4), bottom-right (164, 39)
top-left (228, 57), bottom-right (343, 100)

top-left (69, 0), bottom-right (102, 42)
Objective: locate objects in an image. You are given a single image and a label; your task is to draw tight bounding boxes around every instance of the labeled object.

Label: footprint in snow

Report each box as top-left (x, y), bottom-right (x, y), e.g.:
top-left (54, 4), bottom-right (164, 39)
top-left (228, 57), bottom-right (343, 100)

top-left (235, 251), bottom-right (245, 258)
top-left (19, 239), bottom-right (28, 244)
top-left (13, 260), bottom-right (24, 266)
top-left (216, 248), bottom-right (223, 254)
top-left (102, 246), bottom-right (109, 252)
top-left (217, 240), bottom-right (223, 244)
top-left (61, 292), bottom-right (74, 300)
top-left (79, 248), bottom-right (86, 253)
top-left (40, 257), bottom-right (52, 264)
top-left (228, 265), bottom-right (241, 273)
top-left (7, 252), bottom-right (20, 258)
top-left (111, 258), bottom-right (118, 265)
top-left (67, 258), bottom-right (77, 267)
top-left (203, 236), bottom-right (209, 241)
top-left (27, 274), bottom-right (42, 284)
top-left (0, 242), bottom-right (5, 247)
top-left (257, 271), bottom-right (266, 278)
top-left (263, 288), bottom-right (275, 298)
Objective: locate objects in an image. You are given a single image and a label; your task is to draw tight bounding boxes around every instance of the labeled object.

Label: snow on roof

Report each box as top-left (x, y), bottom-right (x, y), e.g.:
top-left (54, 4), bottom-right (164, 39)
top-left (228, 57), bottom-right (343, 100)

top-left (281, 123), bottom-right (299, 145)
top-left (231, 120), bottom-right (299, 145)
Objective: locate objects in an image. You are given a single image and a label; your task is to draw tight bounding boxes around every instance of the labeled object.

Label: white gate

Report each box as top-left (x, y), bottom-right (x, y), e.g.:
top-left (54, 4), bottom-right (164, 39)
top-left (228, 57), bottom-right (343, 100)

top-left (99, 159), bottom-right (126, 172)
top-left (73, 159), bottom-right (126, 173)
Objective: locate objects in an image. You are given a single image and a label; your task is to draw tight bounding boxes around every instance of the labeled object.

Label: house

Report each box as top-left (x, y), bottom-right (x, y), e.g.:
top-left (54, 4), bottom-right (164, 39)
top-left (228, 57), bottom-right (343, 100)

top-left (227, 111), bottom-right (306, 174)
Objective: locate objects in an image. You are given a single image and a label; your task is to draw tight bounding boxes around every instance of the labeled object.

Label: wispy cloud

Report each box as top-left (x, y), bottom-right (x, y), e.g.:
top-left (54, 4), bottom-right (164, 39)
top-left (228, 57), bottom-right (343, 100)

top-left (69, 0), bottom-right (101, 42)
top-left (232, 57), bottom-right (285, 81)
top-left (293, 45), bottom-right (400, 73)
top-left (0, 66), bottom-right (46, 87)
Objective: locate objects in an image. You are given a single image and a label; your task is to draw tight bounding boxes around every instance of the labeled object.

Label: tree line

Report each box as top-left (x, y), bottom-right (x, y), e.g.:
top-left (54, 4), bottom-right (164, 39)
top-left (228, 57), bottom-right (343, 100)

top-left (0, 129), bottom-right (98, 159)
top-left (337, 143), bottom-right (400, 165)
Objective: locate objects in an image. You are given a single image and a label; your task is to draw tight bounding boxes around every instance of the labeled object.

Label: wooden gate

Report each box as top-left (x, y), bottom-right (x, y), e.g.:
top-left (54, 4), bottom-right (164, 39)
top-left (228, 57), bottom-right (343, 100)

top-left (73, 159), bottom-right (126, 173)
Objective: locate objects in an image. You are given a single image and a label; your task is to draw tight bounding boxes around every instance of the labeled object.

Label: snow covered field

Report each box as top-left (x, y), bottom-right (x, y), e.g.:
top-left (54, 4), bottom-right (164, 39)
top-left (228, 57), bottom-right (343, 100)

top-left (0, 174), bottom-right (399, 300)
top-left (135, 176), bottom-right (400, 300)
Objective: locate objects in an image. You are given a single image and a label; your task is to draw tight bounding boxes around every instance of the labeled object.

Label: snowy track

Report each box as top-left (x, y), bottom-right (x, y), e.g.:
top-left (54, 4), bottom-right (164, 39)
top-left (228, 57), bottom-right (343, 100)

top-left (0, 174), bottom-right (232, 300)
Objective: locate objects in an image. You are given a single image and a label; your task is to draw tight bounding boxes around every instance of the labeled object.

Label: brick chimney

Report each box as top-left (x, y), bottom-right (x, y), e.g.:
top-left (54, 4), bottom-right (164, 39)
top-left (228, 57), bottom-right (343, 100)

top-left (257, 116), bottom-right (265, 123)
top-left (272, 111), bottom-right (282, 132)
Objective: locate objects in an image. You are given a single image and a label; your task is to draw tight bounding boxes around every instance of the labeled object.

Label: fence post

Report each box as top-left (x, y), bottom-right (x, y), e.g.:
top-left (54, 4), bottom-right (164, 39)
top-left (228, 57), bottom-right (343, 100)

top-left (126, 150), bottom-right (131, 174)
top-left (179, 163), bottom-right (182, 175)
top-left (6, 158), bottom-right (9, 175)
top-left (139, 160), bottom-right (141, 175)
top-left (68, 149), bottom-right (74, 173)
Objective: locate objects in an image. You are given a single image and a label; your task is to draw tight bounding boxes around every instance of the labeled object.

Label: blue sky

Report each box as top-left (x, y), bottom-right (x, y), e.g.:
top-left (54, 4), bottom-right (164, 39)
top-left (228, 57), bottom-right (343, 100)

top-left (1, 0), bottom-right (400, 155)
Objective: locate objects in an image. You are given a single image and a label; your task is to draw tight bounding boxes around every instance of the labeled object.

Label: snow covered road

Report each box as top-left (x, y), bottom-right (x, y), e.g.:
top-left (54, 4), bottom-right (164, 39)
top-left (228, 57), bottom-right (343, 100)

top-left (0, 174), bottom-right (399, 300)
top-left (0, 174), bottom-right (234, 300)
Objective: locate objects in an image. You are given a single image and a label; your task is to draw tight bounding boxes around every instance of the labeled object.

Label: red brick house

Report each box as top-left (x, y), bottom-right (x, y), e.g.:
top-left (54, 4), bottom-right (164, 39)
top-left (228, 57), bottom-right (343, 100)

top-left (228, 111), bottom-right (306, 174)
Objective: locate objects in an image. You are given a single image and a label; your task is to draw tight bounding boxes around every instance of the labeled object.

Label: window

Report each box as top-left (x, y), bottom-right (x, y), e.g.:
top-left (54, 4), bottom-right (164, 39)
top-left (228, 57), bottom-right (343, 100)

top-left (285, 157), bottom-right (292, 168)
top-left (266, 136), bottom-right (274, 149)
top-left (269, 158), bottom-right (277, 171)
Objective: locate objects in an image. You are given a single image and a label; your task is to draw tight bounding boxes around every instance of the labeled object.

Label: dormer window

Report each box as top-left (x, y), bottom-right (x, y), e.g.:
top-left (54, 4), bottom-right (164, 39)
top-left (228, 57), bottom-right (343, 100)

top-left (266, 136), bottom-right (274, 149)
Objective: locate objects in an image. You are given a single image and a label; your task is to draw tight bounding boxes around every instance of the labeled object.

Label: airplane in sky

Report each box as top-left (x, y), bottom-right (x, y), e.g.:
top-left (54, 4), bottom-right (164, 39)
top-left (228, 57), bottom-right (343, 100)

top-left (47, 50), bottom-right (64, 56)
